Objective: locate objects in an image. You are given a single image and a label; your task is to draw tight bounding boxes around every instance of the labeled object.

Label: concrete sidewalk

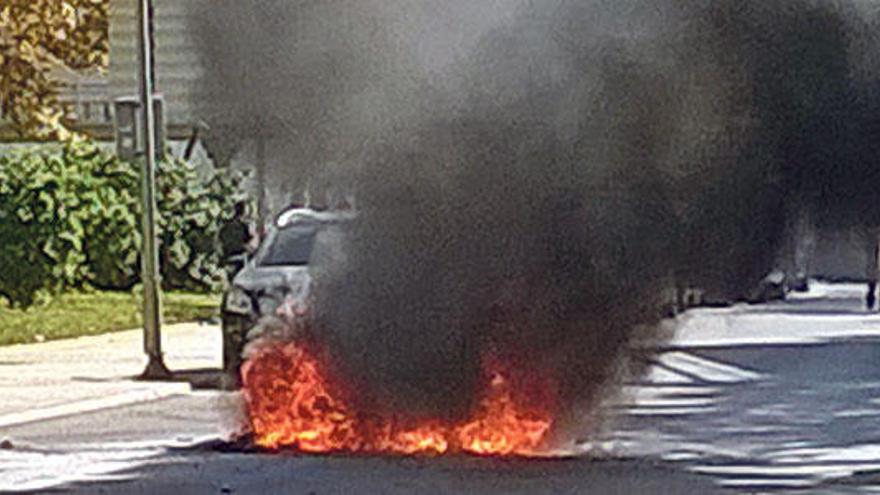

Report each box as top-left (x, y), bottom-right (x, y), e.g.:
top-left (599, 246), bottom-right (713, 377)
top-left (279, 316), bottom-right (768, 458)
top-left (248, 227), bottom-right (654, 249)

top-left (670, 281), bottom-right (880, 347)
top-left (0, 322), bottom-right (222, 428)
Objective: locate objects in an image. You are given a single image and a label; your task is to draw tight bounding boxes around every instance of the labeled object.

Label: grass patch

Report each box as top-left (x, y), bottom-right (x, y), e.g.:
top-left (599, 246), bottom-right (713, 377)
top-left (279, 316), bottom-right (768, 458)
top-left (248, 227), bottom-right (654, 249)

top-left (0, 290), bottom-right (220, 346)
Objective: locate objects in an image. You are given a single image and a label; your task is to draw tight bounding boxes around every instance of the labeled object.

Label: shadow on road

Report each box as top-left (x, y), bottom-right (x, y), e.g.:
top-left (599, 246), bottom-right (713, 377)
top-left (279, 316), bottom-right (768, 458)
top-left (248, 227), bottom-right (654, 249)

top-left (134, 368), bottom-right (229, 390)
top-left (61, 448), bottom-right (723, 495)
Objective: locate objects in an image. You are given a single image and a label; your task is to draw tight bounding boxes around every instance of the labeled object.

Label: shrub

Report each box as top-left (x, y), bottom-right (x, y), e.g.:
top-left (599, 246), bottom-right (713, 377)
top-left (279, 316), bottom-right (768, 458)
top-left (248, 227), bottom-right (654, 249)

top-left (0, 139), bottom-right (247, 307)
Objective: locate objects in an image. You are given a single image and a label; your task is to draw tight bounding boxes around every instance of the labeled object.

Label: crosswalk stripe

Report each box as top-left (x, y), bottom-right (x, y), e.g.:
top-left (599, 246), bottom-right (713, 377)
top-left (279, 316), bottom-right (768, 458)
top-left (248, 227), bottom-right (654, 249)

top-left (657, 352), bottom-right (761, 383)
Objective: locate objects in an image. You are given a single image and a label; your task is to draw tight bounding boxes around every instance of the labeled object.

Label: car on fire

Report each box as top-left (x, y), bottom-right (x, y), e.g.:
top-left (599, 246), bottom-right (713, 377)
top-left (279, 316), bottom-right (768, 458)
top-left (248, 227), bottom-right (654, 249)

top-left (220, 206), bottom-right (352, 384)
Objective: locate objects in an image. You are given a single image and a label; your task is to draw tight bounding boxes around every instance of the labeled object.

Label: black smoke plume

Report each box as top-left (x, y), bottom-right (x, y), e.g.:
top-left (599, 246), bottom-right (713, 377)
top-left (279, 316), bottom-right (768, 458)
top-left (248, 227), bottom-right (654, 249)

top-left (193, 0), bottom-right (880, 431)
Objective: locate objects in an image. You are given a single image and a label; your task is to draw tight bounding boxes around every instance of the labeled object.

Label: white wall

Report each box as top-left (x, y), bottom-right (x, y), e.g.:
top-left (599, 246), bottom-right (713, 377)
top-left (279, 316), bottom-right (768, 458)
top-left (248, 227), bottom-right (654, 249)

top-left (108, 0), bottom-right (207, 128)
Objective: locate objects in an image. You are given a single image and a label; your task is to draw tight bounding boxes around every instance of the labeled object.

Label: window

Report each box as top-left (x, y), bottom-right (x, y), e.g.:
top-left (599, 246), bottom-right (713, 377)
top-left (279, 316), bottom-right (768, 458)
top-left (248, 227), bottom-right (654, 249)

top-left (257, 223), bottom-right (319, 266)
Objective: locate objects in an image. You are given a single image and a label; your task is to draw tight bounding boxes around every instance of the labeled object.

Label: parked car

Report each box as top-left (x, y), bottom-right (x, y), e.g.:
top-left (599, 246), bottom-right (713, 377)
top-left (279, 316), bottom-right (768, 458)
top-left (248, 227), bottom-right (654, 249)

top-left (220, 206), bottom-right (352, 384)
top-left (676, 269), bottom-right (789, 310)
top-left (746, 269), bottom-right (788, 304)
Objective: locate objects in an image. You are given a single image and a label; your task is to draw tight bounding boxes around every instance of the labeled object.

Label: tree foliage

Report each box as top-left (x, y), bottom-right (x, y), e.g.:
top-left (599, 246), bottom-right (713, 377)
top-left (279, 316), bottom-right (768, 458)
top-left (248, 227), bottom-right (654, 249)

top-left (0, 139), bottom-right (247, 307)
top-left (0, 0), bottom-right (108, 137)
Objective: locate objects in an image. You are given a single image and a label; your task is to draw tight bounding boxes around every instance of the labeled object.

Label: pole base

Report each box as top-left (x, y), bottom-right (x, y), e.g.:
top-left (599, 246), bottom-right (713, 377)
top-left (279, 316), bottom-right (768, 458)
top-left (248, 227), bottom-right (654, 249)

top-left (139, 355), bottom-right (173, 381)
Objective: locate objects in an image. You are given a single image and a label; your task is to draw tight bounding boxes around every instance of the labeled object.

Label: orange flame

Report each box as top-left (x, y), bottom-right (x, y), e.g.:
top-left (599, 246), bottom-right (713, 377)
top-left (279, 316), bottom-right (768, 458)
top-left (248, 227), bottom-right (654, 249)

top-left (242, 342), bottom-right (555, 456)
top-left (456, 370), bottom-right (554, 456)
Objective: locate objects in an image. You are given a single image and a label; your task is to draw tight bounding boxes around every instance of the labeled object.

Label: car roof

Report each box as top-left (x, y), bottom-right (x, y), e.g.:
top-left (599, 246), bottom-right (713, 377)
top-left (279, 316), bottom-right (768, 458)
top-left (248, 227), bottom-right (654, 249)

top-left (275, 207), bottom-right (355, 229)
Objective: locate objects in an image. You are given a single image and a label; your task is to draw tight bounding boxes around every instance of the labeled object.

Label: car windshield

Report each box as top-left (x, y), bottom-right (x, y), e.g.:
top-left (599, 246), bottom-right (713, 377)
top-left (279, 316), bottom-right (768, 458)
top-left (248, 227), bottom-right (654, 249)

top-left (257, 223), bottom-right (318, 266)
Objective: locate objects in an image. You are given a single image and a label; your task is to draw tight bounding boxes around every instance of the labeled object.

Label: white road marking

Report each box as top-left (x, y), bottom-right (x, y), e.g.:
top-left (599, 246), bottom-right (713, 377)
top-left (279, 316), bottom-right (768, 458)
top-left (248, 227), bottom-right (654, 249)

top-left (692, 463), bottom-right (880, 477)
top-left (833, 409), bottom-right (880, 418)
top-left (0, 435), bottom-right (222, 492)
top-left (716, 477), bottom-right (815, 488)
top-left (657, 352), bottom-right (761, 383)
top-left (0, 447), bottom-right (161, 492)
top-left (641, 366), bottom-right (694, 384)
top-left (620, 397), bottom-right (717, 408)
top-left (677, 443), bottom-right (880, 489)
top-left (769, 444), bottom-right (880, 464)
top-left (612, 352), bottom-right (744, 418)
top-left (624, 406), bottom-right (719, 416)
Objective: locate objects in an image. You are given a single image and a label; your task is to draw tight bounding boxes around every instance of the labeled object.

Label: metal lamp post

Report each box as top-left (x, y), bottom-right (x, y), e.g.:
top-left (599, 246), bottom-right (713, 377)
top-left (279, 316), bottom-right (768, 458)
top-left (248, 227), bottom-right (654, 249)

top-left (137, 0), bottom-right (170, 379)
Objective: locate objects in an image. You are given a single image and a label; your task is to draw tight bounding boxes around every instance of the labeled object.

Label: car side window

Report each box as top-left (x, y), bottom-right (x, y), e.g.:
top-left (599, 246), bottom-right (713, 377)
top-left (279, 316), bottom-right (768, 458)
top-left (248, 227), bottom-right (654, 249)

top-left (257, 224), bottom-right (319, 266)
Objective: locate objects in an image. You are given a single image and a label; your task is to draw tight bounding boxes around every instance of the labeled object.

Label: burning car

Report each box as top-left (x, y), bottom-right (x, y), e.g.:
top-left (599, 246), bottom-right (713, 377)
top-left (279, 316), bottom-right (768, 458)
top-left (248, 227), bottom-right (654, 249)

top-left (221, 205), bottom-right (559, 456)
top-left (220, 206), bottom-right (352, 384)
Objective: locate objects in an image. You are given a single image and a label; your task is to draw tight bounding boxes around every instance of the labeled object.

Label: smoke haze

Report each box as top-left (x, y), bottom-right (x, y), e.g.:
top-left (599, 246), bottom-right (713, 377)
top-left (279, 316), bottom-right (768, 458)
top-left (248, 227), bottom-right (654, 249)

top-left (194, 1), bottom-right (880, 431)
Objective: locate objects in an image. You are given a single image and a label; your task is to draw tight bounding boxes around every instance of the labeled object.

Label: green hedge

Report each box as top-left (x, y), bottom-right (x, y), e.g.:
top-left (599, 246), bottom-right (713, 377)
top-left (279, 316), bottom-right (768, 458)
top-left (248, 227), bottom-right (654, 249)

top-left (0, 139), bottom-right (247, 307)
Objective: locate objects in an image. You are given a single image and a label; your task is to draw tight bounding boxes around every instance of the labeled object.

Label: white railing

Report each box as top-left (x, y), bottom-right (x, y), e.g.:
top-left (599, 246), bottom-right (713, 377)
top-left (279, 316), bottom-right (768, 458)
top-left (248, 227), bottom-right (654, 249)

top-left (57, 79), bottom-right (113, 125)
top-left (0, 80), bottom-right (112, 127)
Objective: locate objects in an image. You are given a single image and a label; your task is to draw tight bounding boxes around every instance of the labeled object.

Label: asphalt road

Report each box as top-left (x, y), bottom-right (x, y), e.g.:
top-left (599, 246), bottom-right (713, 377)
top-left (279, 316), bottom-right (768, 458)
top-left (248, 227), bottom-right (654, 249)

top-left (0, 392), bottom-right (721, 494)
top-left (6, 283), bottom-right (880, 494)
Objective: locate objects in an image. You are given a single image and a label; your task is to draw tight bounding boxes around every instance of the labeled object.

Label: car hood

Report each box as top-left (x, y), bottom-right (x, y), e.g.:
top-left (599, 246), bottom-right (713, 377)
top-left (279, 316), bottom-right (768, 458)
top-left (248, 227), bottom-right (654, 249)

top-left (232, 264), bottom-right (311, 295)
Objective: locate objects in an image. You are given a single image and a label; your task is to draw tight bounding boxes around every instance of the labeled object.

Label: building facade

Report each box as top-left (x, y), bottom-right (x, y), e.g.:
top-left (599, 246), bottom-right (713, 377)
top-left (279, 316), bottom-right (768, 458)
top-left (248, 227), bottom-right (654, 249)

top-left (109, 0), bottom-right (206, 140)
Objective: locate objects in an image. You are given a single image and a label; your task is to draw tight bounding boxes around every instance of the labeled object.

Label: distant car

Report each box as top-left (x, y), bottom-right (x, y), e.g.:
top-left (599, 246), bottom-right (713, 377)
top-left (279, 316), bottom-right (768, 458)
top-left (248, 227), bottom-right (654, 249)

top-left (746, 269), bottom-right (787, 304)
top-left (220, 206), bottom-right (352, 384)
top-left (676, 269), bottom-right (789, 310)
